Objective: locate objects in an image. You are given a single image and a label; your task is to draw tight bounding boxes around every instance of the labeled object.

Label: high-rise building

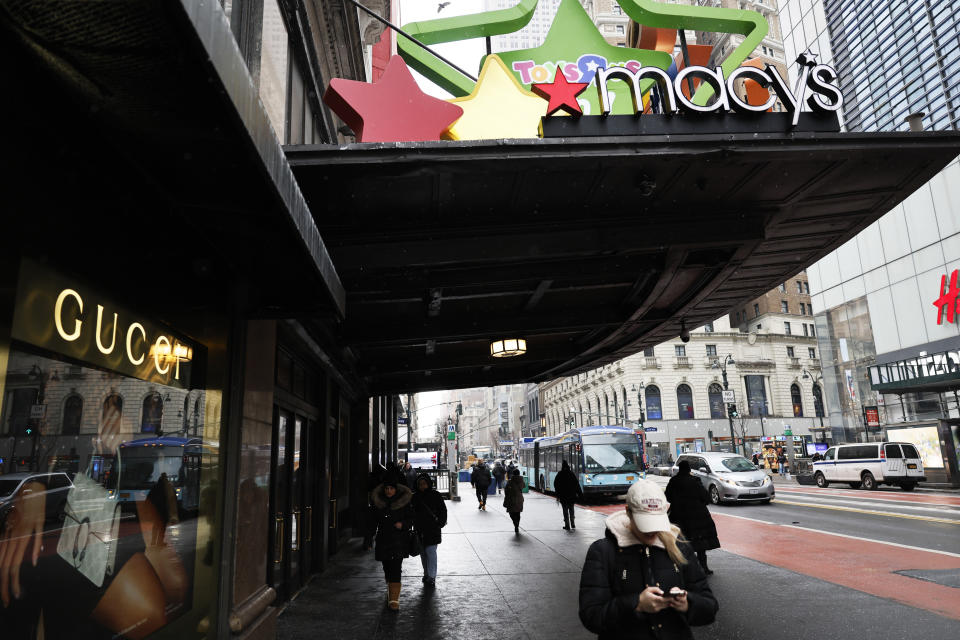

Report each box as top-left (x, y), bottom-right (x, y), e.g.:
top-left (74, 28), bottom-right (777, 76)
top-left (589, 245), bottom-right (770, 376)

top-left (785, 0), bottom-right (960, 484)
top-left (484, 0), bottom-right (563, 52)
top-left (591, 0), bottom-right (629, 47)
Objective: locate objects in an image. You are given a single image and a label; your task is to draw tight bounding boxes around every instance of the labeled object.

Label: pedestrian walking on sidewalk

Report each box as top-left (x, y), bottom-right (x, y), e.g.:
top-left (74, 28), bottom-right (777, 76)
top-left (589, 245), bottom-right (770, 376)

top-left (554, 460), bottom-right (583, 530)
top-left (578, 480), bottom-right (718, 640)
top-left (403, 462), bottom-right (418, 489)
top-left (664, 460), bottom-right (720, 575)
top-left (473, 460), bottom-right (491, 510)
top-left (413, 473), bottom-right (447, 589)
top-left (503, 468), bottom-right (525, 533)
top-left (777, 451), bottom-right (788, 476)
top-left (493, 461), bottom-right (507, 494)
top-left (372, 472), bottom-right (415, 610)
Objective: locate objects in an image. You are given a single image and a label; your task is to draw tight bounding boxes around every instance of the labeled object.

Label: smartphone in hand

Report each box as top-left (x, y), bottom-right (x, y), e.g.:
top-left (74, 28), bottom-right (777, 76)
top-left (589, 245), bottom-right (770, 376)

top-left (661, 589), bottom-right (686, 599)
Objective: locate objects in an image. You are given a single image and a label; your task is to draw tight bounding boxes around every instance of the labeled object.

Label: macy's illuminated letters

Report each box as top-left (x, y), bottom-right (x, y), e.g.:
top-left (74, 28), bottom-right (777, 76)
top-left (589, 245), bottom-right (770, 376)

top-left (595, 60), bottom-right (843, 125)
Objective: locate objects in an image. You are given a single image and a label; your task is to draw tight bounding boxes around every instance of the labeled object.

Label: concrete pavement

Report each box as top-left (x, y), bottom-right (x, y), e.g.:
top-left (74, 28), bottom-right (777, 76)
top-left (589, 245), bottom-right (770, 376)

top-left (278, 481), bottom-right (959, 639)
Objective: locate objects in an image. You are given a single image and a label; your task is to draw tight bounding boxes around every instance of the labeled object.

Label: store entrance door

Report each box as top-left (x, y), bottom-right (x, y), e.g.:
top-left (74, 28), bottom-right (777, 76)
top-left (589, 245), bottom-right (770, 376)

top-left (269, 408), bottom-right (313, 599)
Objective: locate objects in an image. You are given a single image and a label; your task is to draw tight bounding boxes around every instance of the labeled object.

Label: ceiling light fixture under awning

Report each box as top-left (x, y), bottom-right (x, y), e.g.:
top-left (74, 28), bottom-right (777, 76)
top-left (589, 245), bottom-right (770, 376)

top-left (491, 339), bottom-right (527, 358)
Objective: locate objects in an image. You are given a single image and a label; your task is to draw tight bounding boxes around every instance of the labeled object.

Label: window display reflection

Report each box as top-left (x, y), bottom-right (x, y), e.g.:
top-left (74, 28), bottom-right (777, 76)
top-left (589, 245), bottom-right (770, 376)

top-left (0, 347), bottom-right (218, 639)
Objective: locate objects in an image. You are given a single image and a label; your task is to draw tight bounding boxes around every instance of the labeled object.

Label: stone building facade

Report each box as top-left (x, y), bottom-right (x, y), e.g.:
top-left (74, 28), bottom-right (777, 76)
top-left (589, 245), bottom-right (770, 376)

top-left (539, 311), bottom-right (825, 465)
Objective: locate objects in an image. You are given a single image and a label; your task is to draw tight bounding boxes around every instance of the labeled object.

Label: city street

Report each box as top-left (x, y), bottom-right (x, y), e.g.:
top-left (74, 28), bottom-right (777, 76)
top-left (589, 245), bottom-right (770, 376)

top-left (279, 480), bottom-right (960, 639)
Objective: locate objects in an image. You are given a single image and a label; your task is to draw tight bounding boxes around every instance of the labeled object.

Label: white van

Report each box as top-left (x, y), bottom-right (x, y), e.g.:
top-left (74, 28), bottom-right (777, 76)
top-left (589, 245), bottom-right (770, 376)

top-left (812, 442), bottom-right (926, 491)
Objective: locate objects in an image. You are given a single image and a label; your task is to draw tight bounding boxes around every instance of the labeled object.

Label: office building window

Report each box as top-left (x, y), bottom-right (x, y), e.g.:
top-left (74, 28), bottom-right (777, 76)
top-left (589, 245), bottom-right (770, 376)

top-left (645, 386), bottom-right (662, 420)
top-left (644, 347), bottom-right (655, 357)
top-left (786, 346), bottom-right (795, 358)
top-left (781, 301), bottom-right (789, 313)
top-left (675, 345), bottom-right (686, 357)
top-left (784, 322), bottom-right (792, 335)
top-left (677, 384), bottom-right (694, 419)
top-left (804, 282), bottom-right (810, 294)
top-left (803, 323), bottom-right (809, 336)
top-left (704, 321), bottom-right (714, 332)
top-left (796, 280), bottom-right (803, 293)
top-left (800, 302), bottom-right (806, 314)
top-left (706, 344), bottom-right (718, 357)
top-left (808, 347), bottom-right (817, 359)
top-left (808, 301), bottom-right (813, 314)
top-left (791, 384), bottom-right (804, 417)
top-left (745, 375), bottom-right (768, 416)
top-left (754, 303), bottom-right (760, 317)
top-left (778, 283), bottom-right (786, 292)
top-left (708, 383), bottom-right (725, 418)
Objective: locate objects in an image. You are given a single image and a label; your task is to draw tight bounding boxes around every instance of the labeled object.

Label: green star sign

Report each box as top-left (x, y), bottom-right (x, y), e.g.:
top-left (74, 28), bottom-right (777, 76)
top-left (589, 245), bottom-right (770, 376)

top-left (399, 0), bottom-right (769, 110)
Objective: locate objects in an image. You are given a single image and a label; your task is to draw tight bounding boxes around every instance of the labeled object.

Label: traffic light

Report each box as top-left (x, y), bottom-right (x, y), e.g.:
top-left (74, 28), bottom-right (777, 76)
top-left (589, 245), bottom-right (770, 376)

top-left (728, 404), bottom-right (739, 419)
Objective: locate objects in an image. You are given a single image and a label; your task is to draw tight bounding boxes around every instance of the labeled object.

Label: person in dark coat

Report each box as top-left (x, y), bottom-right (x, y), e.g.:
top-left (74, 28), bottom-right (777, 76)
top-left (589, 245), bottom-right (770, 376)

top-left (492, 461), bottom-right (507, 494)
top-left (579, 480), bottom-right (718, 640)
top-left (372, 472), bottom-right (415, 610)
top-left (472, 460), bottom-right (491, 510)
top-left (363, 466), bottom-right (385, 550)
top-left (664, 460), bottom-right (720, 575)
top-left (413, 473), bottom-right (447, 588)
top-left (503, 468), bottom-right (525, 534)
top-left (554, 460), bottom-right (583, 530)
top-left (403, 462), bottom-right (418, 489)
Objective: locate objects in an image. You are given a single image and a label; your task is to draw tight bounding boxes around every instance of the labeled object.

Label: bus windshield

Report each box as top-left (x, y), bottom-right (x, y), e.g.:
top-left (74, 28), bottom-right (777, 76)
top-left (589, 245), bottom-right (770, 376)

top-left (120, 448), bottom-right (184, 490)
top-left (581, 434), bottom-right (642, 474)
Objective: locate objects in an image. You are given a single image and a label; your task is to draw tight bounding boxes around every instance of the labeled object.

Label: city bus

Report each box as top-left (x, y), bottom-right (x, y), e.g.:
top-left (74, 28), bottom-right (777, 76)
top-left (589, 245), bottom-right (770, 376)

top-left (518, 426), bottom-right (646, 499)
top-left (116, 436), bottom-right (204, 516)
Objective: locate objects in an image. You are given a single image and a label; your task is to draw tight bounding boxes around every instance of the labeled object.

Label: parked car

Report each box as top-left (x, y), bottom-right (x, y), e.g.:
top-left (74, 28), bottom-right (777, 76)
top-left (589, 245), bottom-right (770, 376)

top-left (671, 452), bottom-right (774, 505)
top-left (812, 442), bottom-right (925, 490)
top-left (0, 472), bottom-right (74, 524)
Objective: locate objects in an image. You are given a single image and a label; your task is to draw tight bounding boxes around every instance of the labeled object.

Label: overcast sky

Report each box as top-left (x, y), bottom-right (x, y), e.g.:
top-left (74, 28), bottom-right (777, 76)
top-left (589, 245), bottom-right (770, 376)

top-left (399, 0), bottom-right (488, 98)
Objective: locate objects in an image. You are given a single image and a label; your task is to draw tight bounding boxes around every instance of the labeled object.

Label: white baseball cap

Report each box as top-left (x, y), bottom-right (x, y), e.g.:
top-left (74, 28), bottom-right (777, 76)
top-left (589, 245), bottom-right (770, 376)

top-left (625, 480), bottom-right (672, 533)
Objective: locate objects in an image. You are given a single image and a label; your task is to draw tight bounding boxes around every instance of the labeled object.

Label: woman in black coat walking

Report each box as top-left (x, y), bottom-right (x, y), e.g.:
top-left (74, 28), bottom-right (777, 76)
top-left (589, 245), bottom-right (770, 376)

top-left (372, 473), bottom-right (415, 610)
top-left (664, 460), bottom-right (720, 574)
top-left (503, 468), bottom-right (525, 534)
top-left (413, 473), bottom-right (447, 588)
top-left (579, 479), bottom-right (718, 640)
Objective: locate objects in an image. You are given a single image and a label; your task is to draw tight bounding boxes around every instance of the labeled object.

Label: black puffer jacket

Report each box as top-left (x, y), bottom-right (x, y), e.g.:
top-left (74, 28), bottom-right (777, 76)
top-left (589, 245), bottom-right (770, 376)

top-left (664, 474), bottom-right (720, 552)
top-left (473, 464), bottom-right (491, 488)
top-left (503, 475), bottom-right (525, 513)
top-left (371, 484), bottom-right (415, 561)
top-left (412, 473), bottom-right (447, 547)
top-left (579, 520), bottom-right (718, 639)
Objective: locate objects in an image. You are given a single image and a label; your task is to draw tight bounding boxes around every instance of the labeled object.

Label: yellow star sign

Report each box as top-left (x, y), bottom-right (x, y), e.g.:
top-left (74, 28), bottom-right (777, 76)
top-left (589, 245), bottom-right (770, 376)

top-left (443, 55), bottom-right (547, 141)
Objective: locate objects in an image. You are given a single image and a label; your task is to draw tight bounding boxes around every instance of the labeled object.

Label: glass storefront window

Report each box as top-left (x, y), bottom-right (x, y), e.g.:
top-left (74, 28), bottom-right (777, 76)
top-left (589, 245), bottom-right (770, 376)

top-left (0, 259), bottom-right (224, 639)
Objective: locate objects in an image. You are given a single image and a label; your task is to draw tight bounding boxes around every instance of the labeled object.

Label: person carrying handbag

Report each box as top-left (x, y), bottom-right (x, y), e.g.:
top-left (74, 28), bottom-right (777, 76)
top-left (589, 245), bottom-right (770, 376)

top-left (372, 472), bottom-right (415, 610)
top-left (413, 473), bottom-right (447, 588)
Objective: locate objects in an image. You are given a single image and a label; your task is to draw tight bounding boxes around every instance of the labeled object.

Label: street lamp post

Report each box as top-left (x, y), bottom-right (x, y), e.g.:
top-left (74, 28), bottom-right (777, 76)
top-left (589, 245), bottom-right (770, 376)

top-left (712, 355), bottom-right (739, 455)
top-left (802, 369), bottom-right (826, 443)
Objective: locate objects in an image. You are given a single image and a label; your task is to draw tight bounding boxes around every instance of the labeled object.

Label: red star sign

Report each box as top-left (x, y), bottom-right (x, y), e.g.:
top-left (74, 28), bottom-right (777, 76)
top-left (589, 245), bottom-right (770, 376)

top-left (531, 68), bottom-right (590, 116)
top-left (322, 56), bottom-right (463, 143)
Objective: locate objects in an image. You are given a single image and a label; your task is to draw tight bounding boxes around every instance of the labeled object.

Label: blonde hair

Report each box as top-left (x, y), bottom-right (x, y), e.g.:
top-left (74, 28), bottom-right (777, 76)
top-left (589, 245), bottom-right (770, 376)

top-left (657, 525), bottom-right (688, 567)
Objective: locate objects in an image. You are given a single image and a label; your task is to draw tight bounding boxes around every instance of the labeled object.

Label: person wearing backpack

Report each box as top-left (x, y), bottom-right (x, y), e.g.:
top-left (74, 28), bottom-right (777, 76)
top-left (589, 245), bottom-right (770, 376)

top-left (413, 473), bottom-right (447, 589)
top-left (579, 480), bottom-right (718, 639)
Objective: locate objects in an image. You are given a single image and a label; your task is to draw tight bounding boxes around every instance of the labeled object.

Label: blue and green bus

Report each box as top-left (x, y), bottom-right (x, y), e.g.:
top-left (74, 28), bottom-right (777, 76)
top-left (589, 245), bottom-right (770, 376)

top-left (518, 426), bottom-right (647, 498)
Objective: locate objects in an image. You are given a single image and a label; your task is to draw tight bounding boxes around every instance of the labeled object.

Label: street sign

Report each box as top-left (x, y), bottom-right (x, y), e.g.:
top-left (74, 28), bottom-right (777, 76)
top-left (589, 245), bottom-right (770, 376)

top-left (446, 431), bottom-right (456, 440)
top-left (30, 404), bottom-right (46, 419)
top-left (721, 390), bottom-right (735, 403)
top-left (397, 417), bottom-right (409, 425)
top-left (863, 406), bottom-right (880, 427)
top-left (784, 424), bottom-right (792, 436)
top-left (644, 427), bottom-right (658, 433)
top-left (447, 423), bottom-right (456, 432)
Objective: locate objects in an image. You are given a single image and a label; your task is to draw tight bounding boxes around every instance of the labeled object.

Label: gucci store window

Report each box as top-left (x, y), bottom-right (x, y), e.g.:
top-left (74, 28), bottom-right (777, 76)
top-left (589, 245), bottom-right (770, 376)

top-left (0, 260), bottom-right (226, 639)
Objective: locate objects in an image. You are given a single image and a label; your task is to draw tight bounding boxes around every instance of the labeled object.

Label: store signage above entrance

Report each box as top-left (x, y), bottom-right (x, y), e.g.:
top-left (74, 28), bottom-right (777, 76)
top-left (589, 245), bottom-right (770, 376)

top-left (12, 259), bottom-right (196, 389)
top-left (325, 0), bottom-right (841, 142)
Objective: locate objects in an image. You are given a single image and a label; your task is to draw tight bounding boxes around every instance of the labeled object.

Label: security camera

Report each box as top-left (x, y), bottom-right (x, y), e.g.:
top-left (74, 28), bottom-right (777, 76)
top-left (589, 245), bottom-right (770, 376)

top-left (679, 321), bottom-right (690, 343)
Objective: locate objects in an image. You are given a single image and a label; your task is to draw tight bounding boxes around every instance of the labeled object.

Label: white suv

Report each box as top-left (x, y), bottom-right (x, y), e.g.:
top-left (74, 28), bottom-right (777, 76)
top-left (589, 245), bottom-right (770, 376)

top-left (812, 442), bottom-right (925, 491)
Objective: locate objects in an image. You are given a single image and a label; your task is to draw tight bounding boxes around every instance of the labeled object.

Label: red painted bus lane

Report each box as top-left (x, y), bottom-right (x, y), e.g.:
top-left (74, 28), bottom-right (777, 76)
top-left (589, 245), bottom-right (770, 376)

top-left (712, 512), bottom-right (960, 621)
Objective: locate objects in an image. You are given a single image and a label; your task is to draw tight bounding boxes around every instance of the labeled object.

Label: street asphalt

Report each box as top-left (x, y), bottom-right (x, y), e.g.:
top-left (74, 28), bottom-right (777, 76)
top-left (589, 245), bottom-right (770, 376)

top-left (277, 480), bottom-right (960, 639)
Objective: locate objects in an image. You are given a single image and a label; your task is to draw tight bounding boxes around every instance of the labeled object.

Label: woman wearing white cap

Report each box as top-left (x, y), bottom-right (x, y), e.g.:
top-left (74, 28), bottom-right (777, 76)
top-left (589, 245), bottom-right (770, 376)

top-left (578, 479), bottom-right (718, 639)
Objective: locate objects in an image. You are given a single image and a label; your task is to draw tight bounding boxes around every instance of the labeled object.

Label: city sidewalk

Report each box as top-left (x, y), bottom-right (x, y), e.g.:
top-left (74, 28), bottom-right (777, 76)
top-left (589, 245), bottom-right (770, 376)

top-left (277, 482), bottom-right (958, 640)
